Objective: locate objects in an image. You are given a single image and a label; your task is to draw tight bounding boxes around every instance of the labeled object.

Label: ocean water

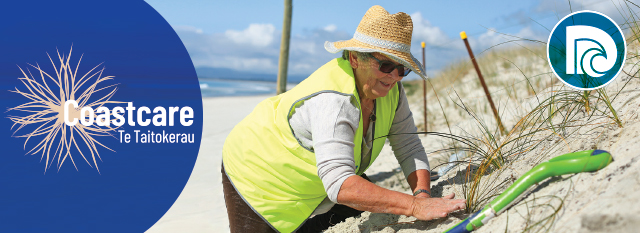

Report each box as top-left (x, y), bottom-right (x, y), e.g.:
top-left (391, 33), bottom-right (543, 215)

top-left (199, 79), bottom-right (280, 97)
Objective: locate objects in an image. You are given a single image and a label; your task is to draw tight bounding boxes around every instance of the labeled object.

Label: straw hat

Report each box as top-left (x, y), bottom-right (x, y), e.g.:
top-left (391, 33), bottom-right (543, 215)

top-left (325, 5), bottom-right (426, 79)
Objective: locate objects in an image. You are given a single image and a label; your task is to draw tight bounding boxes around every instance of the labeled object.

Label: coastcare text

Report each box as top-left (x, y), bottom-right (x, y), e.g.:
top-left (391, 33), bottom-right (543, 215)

top-left (63, 100), bottom-right (195, 144)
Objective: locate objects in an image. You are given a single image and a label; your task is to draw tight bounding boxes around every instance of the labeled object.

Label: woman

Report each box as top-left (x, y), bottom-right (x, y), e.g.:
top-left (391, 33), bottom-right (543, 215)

top-left (222, 5), bottom-right (466, 233)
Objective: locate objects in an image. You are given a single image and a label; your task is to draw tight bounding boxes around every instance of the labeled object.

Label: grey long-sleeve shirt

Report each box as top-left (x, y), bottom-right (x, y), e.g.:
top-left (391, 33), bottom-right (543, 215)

top-left (288, 83), bottom-right (430, 214)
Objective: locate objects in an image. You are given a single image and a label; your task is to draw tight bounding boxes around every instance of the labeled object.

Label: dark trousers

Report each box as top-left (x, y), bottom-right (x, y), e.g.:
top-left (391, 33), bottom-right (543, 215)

top-left (222, 164), bottom-right (366, 233)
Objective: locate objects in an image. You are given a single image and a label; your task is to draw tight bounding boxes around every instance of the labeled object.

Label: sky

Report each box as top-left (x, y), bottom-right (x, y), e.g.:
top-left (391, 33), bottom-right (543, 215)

top-left (144, 0), bottom-right (639, 80)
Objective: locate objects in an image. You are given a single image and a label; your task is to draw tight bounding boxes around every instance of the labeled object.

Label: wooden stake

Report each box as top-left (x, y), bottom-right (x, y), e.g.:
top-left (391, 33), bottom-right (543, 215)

top-left (460, 31), bottom-right (507, 135)
top-left (276, 0), bottom-right (292, 94)
top-left (421, 41), bottom-right (427, 132)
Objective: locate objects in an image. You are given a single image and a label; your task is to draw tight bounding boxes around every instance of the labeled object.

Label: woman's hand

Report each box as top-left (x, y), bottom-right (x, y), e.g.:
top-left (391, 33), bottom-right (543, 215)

top-left (410, 193), bottom-right (466, 220)
top-left (337, 175), bottom-right (465, 219)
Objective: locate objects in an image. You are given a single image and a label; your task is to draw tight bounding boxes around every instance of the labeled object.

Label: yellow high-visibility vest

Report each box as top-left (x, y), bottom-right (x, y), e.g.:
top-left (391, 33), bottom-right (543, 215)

top-left (222, 58), bottom-right (399, 232)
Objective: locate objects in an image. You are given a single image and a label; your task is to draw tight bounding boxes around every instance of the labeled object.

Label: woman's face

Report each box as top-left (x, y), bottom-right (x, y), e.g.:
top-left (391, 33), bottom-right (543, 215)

top-left (351, 52), bottom-right (404, 100)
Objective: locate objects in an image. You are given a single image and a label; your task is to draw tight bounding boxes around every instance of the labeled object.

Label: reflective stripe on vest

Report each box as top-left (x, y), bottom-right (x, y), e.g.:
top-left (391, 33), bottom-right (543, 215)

top-left (222, 58), bottom-right (399, 233)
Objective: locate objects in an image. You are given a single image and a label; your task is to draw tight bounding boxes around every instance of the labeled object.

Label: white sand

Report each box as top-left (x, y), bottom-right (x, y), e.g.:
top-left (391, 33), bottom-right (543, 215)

top-left (324, 47), bottom-right (640, 232)
top-left (146, 95), bottom-right (268, 233)
top-left (146, 48), bottom-right (640, 233)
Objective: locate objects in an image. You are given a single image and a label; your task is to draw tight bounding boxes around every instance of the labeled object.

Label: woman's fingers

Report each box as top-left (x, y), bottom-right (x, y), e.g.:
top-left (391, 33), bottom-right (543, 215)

top-left (443, 193), bottom-right (455, 199)
top-left (449, 201), bottom-right (466, 212)
top-left (412, 196), bottom-right (467, 221)
top-left (445, 198), bottom-right (466, 212)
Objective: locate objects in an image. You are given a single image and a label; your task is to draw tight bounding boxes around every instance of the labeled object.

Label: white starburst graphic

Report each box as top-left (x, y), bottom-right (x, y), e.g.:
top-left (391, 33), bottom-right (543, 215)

top-left (7, 46), bottom-right (122, 173)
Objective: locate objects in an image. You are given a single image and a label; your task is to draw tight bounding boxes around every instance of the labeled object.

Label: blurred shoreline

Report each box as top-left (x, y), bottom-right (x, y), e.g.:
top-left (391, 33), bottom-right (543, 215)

top-left (199, 78), bottom-right (298, 98)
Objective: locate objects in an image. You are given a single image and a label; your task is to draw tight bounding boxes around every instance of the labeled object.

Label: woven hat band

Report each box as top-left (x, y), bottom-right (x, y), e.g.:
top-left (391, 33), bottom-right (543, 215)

top-left (353, 31), bottom-right (411, 53)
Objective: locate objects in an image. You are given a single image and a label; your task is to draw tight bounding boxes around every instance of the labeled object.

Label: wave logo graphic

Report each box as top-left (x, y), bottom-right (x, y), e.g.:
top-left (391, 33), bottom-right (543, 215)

top-left (6, 47), bottom-right (121, 173)
top-left (567, 26), bottom-right (618, 77)
top-left (548, 11), bottom-right (626, 90)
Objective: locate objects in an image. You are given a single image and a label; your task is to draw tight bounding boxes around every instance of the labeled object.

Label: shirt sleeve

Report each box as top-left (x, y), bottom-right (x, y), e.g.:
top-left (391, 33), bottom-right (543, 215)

top-left (388, 83), bottom-right (431, 178)
top-left (289, 92), bottom-right (360, 203)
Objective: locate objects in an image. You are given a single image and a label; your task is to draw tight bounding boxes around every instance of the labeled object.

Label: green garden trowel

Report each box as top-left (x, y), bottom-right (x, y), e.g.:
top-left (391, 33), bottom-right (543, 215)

top-left (444, 149), bottom-right (613, 233)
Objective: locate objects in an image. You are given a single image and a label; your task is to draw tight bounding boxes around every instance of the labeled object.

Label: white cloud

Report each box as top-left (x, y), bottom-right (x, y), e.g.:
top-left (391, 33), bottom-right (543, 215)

top-left (471, 26), bottom-right (546, 52)
top-left (176, 9), bottom-right (553, 79)
top-left (476, 29), bottom-right (503, 49)
top-left (174, 23), bottom-right (348, 75)
top-left (214, 57), bottom-right (276, 71)
top-left (536, 0), bottom-right (639, 26)
top-left (575, 0), bottom-right (637, 25)
top-left (515, 26), bottom-right (546, 42)
top-left (174, 25), bottom-right (203, 34)
top-left (291, 40), bottom-right (315, 55)
top-left (410, 12), bottom-right (450, 46)
top-left (292, 63), bottom-right (313, 71)
top-left (224, 24), bottom-right (276, 47)
top-left (323, 24), bottom-right (337, 32)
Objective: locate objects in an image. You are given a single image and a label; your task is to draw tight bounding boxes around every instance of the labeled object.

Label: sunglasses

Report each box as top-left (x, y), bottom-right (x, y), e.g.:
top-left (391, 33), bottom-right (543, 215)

top-left (369, 55), bottom-right (412, 77)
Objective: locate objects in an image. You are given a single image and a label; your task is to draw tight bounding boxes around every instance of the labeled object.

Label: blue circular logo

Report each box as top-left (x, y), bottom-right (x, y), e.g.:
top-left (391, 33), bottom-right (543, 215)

top-left (0, 1), bottom-right (202, 232)
top-left (547, 10), bottom-right (626, 90)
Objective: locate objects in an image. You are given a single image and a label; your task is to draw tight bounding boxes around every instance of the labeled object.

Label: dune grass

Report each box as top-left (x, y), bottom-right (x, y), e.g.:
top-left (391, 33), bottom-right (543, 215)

top-left (391, 2), bottom-right (640, 231)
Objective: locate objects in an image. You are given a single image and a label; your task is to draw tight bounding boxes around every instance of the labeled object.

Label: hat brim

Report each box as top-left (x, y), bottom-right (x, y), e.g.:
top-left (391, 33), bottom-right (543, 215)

top-left (325, 39), bottom-right (427, 80)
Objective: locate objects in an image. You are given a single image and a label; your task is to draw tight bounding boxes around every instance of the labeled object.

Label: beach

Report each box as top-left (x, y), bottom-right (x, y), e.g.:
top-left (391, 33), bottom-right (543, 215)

top-left (147, 80), bottom-right (640, 233)
top-left (146, 95), bottom-right (268, 233)
top-left (147, 45), bottom-right (640, 232)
